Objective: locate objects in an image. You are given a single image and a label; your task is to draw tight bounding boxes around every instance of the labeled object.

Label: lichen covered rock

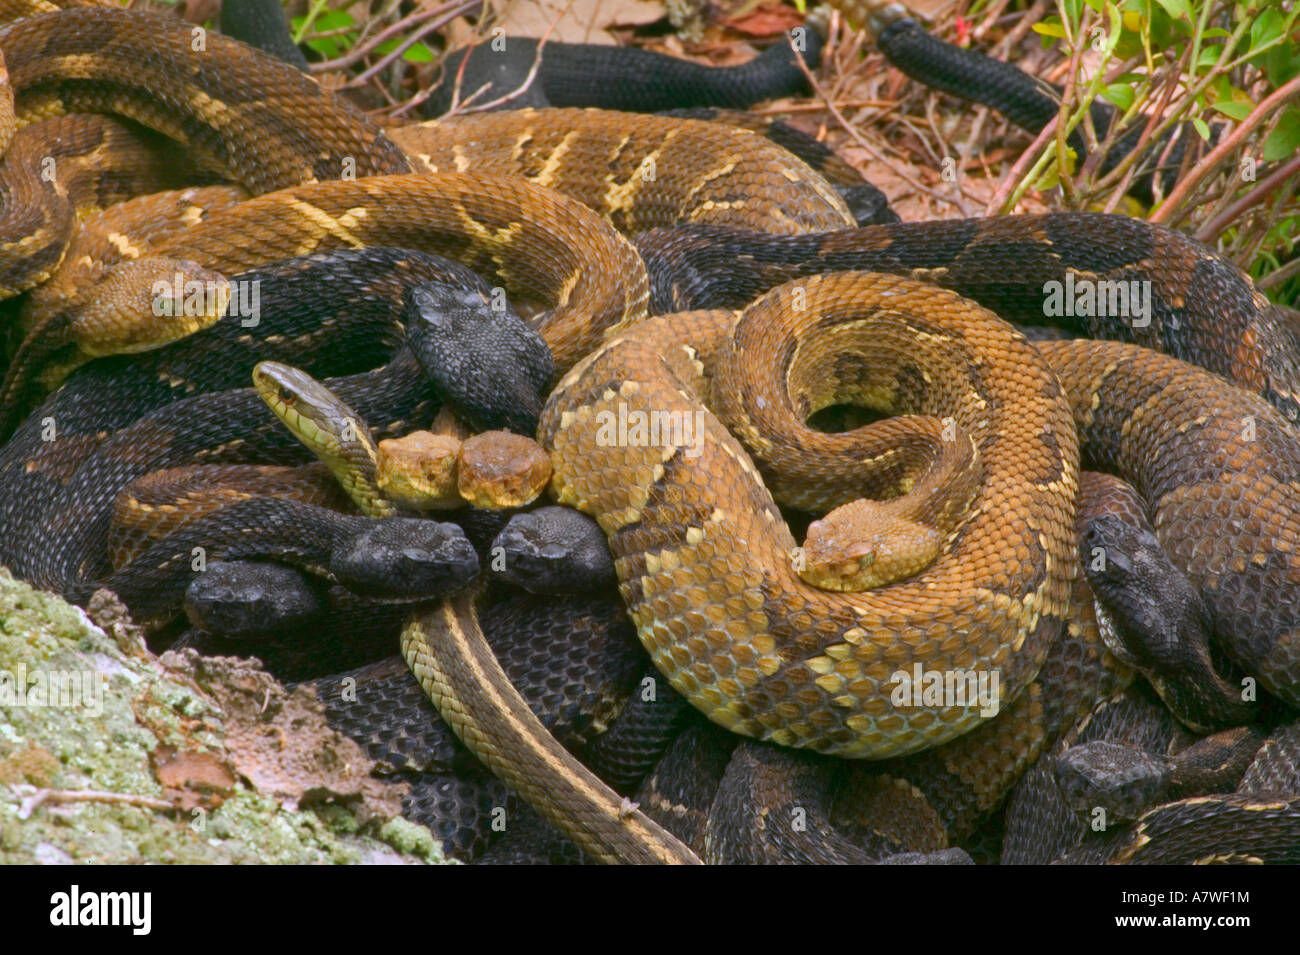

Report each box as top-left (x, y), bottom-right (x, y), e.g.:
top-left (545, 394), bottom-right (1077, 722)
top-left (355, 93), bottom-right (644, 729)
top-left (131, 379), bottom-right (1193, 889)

top-left (0, 571), bottom-right (451, 864)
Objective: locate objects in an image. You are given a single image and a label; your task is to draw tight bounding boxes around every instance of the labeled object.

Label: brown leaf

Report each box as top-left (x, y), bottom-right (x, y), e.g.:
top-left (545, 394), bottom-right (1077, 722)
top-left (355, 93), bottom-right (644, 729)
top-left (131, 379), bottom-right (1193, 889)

top-left (495, 0), bottom-right (662, 45)
top-left (724, 5), bottom-right (803, 37)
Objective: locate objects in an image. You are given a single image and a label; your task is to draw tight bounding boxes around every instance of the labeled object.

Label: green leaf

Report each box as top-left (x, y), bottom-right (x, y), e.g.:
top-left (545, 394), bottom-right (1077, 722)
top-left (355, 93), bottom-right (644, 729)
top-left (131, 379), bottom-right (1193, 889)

top-left (1261, 45), bottom-right (1300, 86)
top-left (1201, 27), bottom-right (1231, 38)
top-left (375, 38), bottom-right (435, 63)
top-left (1152, 0), bottom-right (1189, 21)
top-left (1212, 99), bottom-right (1254, 121)
top-left (1263, 107), bottom-right (1300, 162)
top-left (1250, 7), bottom-right (1284, 50)
top-left (404, 42), bottom-right (434, 64)
top-left (1034, 166), bottom-right (1062, 192)
top-left (304, 37), bottom-right (341, 57)
top-left (1104, 2), bottom-right (1123, 52)
top-left (291, 9), bottom-right (356, 59)
top-left (1032, 20), bottom-right (1067, 39)
top-left (1192, 117), bottom-right (1211, 140)
top-left (303, 9), bottom-right (354, 31)
top-left (1101, 83), bottom-right (1135, 110)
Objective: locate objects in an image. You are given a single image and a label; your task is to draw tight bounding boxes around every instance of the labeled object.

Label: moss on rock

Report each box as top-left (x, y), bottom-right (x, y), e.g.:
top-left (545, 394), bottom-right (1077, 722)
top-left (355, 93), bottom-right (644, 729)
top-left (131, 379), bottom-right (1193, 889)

top-left (0, 571), bottom-right (453, 865)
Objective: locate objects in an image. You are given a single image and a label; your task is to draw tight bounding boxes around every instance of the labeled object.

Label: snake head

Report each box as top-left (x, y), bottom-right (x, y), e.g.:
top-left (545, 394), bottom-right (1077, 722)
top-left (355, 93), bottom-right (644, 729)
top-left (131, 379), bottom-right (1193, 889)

top-left (490, 506), bottom-right (615, 595)
top-left (405, 281), bottom-right (555, 436)
top-left (1082, 516), bottom-right (1200, 669)
top-left (800, 505), bottom-right (943, 592)
top-left (183, 560), bottom-right (323, 637)
top-left (1053, 740), bottom-right (1170, 824)
top-left (331, 518), bottom-right (480, 600)
top-left (70, 257), bottom-right (231, 359)
top-left (1082, 515), bottom-right (1254, 731)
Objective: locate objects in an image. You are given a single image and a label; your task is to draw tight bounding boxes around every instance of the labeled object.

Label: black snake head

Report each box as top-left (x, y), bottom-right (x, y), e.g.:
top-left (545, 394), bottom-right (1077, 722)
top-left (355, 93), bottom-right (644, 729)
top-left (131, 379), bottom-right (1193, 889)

top-left (404, 281), bottom-right (554, 437)
top-left (183, 560), bottom-right (324, 638)
top-left (331, 518), bottom-right (480, 601)
top-left (1082, 515), bottom-right (1254, 731)
top-left (1053, 740), bottom-right (1170, 824)
top-left (490, 506), bottom-right (615, 595)
top-left (1082, 515), bottom-right (1208, 672)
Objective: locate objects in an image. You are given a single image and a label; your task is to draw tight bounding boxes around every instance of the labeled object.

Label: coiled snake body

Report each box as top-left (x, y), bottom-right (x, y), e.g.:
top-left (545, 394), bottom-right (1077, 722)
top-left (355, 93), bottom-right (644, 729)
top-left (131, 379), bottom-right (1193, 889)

top-left (542, 277), bottom-right (1079, 759)
top-left (1, 0), bottom-right (1298, 862)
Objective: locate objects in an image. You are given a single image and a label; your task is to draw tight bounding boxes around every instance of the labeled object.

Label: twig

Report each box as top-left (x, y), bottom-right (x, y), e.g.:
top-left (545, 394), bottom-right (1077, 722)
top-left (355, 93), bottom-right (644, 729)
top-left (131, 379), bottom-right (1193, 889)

top-left (344, 0), bottom-right (482, 89)
top-left (1258, 255), bottom-right (1300, 292)
top-left (752, 99), bottom-right (893, 113)
top-left (453, 37), bottom-right (551, 112)
top-left (1095, 71), bottom-right (1175, 212)
top-left (1088, 43), bottom-right (1196, 206)
top-left (982, 111), bottom-right (1061, 214)
top-left (15, 786), bottom-right (178, 820)
top-left (311, 0), bottom-right (475, 75)
top-left (1238, 179), bottom-right (1296, 270)
top-left (790, 32), bottom-right (971, 215)
top-left (972, 0), bottom-right (1014, 42)
top-left (436, 16), bottom-right (560, 117)
top-left (1195, 155), bottom-right (1300, 244)
top-left (1150, 72), bottom-right (1300, 225)
top-left (993, 0), bottom-right (1047, 51)
top-left (1051, 4), bottom-right (1098, 210)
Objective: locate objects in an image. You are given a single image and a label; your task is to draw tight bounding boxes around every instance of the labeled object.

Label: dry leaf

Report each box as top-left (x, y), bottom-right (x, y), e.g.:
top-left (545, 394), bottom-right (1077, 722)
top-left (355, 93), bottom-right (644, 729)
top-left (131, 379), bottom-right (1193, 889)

top-left (725, 5), bottom-right (802, 37)
top-left (495, 0), bottom-right (664, 44)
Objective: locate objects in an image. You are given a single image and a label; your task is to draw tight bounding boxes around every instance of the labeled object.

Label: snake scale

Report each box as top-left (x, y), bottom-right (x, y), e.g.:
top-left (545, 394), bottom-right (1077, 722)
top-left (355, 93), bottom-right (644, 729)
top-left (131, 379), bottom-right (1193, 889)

top-left (1, 0), bottom-right (1298, 863)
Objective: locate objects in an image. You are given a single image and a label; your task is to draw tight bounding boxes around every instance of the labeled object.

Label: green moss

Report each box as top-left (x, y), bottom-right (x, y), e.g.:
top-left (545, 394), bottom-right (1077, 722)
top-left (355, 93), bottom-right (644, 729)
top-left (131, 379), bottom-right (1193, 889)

top-left (378, 816), bottom-right (451, 864)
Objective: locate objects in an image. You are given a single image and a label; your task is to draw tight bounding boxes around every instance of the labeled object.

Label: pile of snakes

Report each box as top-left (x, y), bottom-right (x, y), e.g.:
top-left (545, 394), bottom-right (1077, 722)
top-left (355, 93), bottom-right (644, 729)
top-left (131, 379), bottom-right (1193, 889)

top-left (1, 0), bottom-right (1299, 865)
